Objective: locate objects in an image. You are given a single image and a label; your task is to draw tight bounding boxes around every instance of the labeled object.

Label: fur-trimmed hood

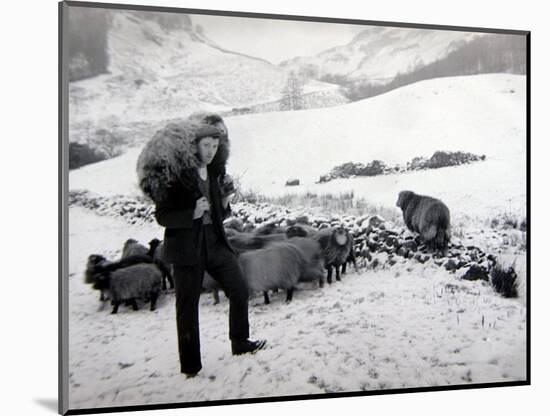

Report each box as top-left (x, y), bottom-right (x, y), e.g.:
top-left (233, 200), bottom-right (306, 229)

top-left (136, 112), bottom-right (229, 203)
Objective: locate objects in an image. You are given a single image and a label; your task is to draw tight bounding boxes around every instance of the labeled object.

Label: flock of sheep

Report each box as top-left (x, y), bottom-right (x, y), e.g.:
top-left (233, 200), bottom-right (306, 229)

top-left (83, 190), bottom-right (452, 314)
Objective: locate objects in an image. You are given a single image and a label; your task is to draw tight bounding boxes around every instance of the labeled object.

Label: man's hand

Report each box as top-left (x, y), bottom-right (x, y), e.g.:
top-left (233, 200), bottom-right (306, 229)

top-left (220, 175), bottom-right (236, 196)
top-left (222, 193), bottom-right (235, 209)
top-left (193, 197), bottom-right (210, 219)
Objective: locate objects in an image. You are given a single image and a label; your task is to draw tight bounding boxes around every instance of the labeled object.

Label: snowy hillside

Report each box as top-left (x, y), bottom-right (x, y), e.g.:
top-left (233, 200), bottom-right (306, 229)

top-left (70, 74), bottom-right (526, 221)
top-left (68, 9), bottom-right (343, 136)
top-left (280, 26), bottom-right (480, 84)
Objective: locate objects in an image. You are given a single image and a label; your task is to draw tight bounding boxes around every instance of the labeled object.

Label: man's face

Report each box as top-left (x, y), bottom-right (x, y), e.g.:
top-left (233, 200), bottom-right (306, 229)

top-left (197, 136), bottom-right (219, 165)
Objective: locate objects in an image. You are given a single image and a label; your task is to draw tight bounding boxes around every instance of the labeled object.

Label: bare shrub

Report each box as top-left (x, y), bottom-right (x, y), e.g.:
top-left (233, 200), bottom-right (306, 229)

top-left (490, 261), bottom-right (519, 298)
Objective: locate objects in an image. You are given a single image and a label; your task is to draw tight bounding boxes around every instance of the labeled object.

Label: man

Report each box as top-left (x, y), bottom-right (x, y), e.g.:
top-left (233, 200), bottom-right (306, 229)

top-left (137, 114), bottom-right (266, 377)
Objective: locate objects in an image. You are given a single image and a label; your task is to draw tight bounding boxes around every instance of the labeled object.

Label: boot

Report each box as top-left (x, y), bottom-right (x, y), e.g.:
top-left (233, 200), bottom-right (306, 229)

top-left (231, 339), bottom-right (267, 355)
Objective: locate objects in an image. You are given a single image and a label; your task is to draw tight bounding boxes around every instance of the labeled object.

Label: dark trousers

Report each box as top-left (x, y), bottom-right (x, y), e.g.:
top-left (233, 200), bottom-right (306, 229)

top-left (173, 225), bottom-right (249, 374)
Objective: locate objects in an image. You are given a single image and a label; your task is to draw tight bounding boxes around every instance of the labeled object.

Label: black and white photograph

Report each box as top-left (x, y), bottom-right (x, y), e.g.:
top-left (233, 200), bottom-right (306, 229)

top-left (59, 1), bottom-right (529, 414)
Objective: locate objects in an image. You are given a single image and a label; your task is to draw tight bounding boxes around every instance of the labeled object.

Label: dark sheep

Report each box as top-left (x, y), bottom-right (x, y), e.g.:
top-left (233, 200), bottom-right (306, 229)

top-left (255, 233), bottom-right (287, 245)
top-left (226, 230), bottom-right (286, 253)
top-left (84, 253), bottom-right (155, 302)
top-left (121, 238), bottom-right (148, 259)
top-left (253, 222), bottom-right (287, 236)
top-left (86, 259), bottom-right (163, 314)
top-left (89, 254), bottom-right (155, 274)
top-left (285, 224), bottom-right (318, 238)
top-left (226, 230), bottom-right (267, 253)
top-left (84, 254), bottom-right (111, 302)
top-left (314, 226), bottom-right (353, 287)
top-left (148, 238), bottom-right (175, 290)
top-left (340, 233), bottom-right (358, 275)
top-left (287, 237), bottom-right (326, 284)
top-left (85, 254), bottom-right (108, 285)
top-left (396, 190), bottom-right (451, 250)
top-left (224, 231), bottom-right (287, 303)
top-left (238, 237), bottom-right (325, 304)
top-left (202, 271), bottom-right (221, 304)
top-left (224, 217), bottom-right (244, 233)
top-left (85, 254), bottom-right (167, 309)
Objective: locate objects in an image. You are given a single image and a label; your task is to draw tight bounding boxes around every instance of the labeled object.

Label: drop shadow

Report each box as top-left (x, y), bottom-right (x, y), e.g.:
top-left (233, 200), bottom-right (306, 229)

top-left (34, 398), bottom-right (58, 413)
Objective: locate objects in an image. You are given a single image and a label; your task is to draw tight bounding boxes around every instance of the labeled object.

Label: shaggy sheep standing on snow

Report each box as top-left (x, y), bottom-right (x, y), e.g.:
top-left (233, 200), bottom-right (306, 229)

top-left (85, 254), bottom-right (112, 302)
top-left (225, 230), bottom-right (265, 252)
top-left (255, 233), bottom-right (287, 246)
top-left (211, 231), bottom-right (296, 303)
top-left (287, 237), bottom-right (326, 283)
top-left (253, 222), bottom-right (287, 236)
top-left (202, 271), bottom-right (222, 304)
top-left (121, 238), bottom-right (149, 258)
top-left (340, 233), bottom-right (358, 275)
top-left (396, 190), bottom-right (451, 250)
top-left (285, 224), bottom-right (318, 238)
top-left (85, 255), bottom-right (163, 314)
top-left (239, 237), bottom-right (325, 304)
top-left (224, 217), bottom-right (244, 233)
top-left (314, 226), bottom-right (354, 287)
top-left (225, 230), bottom-right (286, 253)
top-left (85, 254), bottom-right (163, 306)
top-left (148, 238), bottom-right (175, 290)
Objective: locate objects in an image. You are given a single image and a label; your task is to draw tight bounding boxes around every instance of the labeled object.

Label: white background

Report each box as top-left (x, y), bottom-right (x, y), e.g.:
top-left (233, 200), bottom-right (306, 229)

top-left (2, 0), bottom-right (546, 415)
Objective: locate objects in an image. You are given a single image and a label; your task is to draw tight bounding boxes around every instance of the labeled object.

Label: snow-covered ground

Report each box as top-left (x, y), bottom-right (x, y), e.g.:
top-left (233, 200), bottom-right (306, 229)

top-left (67, 74), bottom-right (527, 410)
top-left (68, 207), bottom-right (526, 410)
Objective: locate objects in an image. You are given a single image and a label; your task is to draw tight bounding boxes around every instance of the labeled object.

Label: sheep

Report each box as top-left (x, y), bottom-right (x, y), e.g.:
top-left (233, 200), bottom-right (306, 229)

top-left (214, 231), bottom-right (286, 302)
top-left (87, 260), bottom-right (163, 314)
top-left (287, 237), bottom-right (326, 284)
top-left (255, 233), bottom-right (287, 245)
top-left (396, 190), bottom-right (451, 250)
top-left (202, 271), bottom-right (221, 304)
top-left (225, 230), bottom-right (286, 253)
top-left (226, 230), bottom-right (266, 253)
top-left (314, 226), bottom-right (354, 287)
top-left (85, 254), bottom-right (111, 302)
top-left (121, 238), bottom-right (149, 259)
top-left (253, 222), bottom-right (287, 236)
top-left (211, 231), bottom-right (280, 303)
top-left (340, 233), bottom-right (358, 275)
top-left (238, 237), bottom-right (325, 304)
top-left (209, 233), bottom-right (324, 305)
top-left (223, 217), bottom-right (244, 233)
top-left (285, 224), bottom-right (318, 238)
top-left (148, 238), bottom-right (174, 290)
top-left (85, 254), bottom-right (165, 308)
top-left (87, 254), bottom-right (155, 276)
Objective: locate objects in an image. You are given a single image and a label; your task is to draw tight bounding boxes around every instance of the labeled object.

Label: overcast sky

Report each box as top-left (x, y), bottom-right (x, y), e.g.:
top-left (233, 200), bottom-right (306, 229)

top-left (189, 14), bottom-right (367, 64)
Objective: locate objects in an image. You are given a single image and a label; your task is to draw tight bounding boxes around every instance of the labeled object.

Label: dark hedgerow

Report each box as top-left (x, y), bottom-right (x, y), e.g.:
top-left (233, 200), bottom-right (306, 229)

top-left (423, 151), bottom-right (485, 169)
top-left (69, 142), bottom-right (108, 170)
top-left (319, 151), bottom-right (485, 183)
top-left (490, 262), bottom-right (519, 298)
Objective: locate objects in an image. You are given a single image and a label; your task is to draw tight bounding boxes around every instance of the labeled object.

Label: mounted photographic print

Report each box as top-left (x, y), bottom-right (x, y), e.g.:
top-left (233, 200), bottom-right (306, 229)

top-left (59, 1), bottom-right (530, 414)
